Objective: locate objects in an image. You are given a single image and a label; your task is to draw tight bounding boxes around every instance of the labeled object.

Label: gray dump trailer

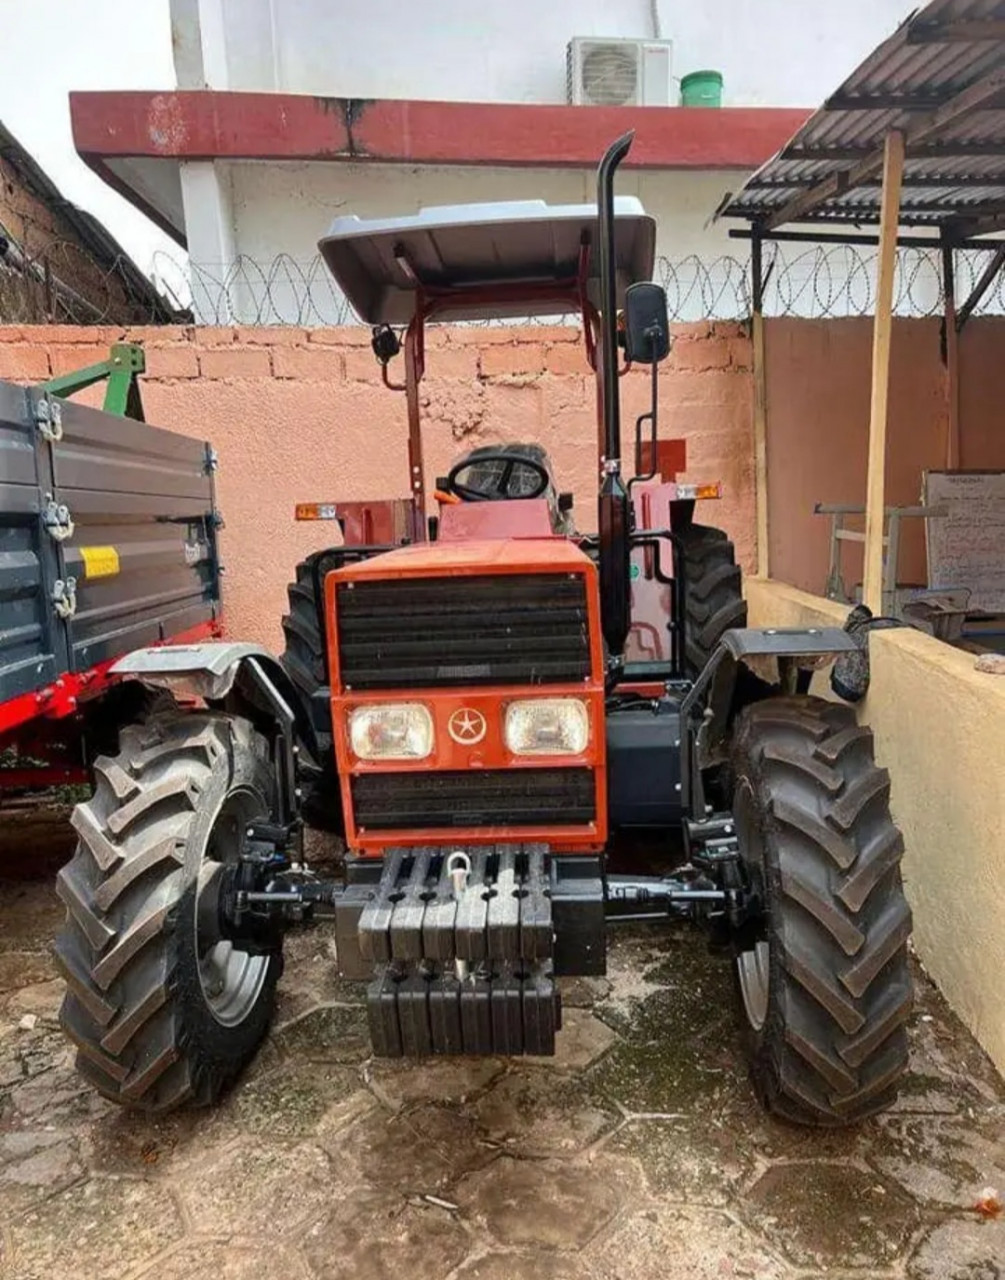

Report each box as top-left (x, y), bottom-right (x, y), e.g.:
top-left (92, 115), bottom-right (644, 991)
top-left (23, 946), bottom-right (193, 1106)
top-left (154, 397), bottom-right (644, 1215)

top-left (0, 344), bottom-right (222, 792)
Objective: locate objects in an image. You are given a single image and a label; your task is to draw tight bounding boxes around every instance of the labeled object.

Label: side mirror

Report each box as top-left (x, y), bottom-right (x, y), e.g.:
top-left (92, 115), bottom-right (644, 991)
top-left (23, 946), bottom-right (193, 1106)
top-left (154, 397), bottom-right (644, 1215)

top-left (623, 282), bottom-right (670, 364)
top-left (371, 324), bottom-right (401, 365)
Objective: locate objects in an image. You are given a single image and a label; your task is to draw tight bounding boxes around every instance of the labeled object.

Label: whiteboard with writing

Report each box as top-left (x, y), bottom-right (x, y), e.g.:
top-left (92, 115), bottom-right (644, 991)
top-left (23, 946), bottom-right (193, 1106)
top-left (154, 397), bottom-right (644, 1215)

top-left (924, 471), bottom-right (1005, 612)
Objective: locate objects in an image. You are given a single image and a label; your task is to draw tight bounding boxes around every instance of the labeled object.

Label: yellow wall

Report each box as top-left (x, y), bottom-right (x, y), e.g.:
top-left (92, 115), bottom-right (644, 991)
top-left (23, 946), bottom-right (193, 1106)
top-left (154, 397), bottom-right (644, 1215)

top-left (746, 578), bottom-right (1005, 1076)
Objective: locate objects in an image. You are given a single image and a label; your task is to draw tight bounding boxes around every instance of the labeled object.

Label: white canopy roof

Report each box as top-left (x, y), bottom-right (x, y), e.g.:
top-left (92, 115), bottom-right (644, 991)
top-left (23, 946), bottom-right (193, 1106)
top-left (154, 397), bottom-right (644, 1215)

top-left (318, 198), bottom-right (656, 323)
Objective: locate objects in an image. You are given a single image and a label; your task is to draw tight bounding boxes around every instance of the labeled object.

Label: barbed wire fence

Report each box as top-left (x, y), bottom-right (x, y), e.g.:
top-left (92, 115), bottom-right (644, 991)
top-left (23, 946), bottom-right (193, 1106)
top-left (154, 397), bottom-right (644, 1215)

top-left (0, 237), bottom-right (176, 325)
top-left (156, 242), bottom-right (1005, 327)
top-left (5, 235), bottom-right (1005, 327)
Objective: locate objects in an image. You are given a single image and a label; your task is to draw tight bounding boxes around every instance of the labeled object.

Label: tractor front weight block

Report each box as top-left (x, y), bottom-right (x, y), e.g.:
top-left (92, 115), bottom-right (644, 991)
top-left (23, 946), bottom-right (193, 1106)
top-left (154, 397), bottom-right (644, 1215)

top-left (213, 833), bottom-right (758, 1061)
top-left (334, 846), bottom-right (605, 981)
top-left (337, 845), bottom-right (584, 1058)
top-left (367, 960), bottom-right (561, 1057)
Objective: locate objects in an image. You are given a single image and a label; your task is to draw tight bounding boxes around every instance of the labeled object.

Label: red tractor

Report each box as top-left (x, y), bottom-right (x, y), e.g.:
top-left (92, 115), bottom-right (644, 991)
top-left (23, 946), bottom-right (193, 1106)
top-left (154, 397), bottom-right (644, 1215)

top-left (54, 134), bottom-right (912, 1126)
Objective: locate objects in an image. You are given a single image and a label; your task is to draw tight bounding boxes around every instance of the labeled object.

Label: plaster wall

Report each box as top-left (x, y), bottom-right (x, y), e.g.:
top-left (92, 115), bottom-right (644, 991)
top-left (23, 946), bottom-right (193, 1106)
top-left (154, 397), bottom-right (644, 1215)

top-left (746, 578), bottom-right (1005, 1078)
top-left (762, 316), bottom-right (1005, 598)
top-left (0, 321), bottom-right (755, 652)
top-left (223, 161), bottom-right (747, 317)
top-left (958, 316), bottom-right (1005, 470)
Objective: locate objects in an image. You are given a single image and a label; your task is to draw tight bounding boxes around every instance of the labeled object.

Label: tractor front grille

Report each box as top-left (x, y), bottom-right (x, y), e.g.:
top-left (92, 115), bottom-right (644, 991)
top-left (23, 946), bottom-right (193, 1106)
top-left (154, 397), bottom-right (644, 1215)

top-left (351, 768), bottom-right (596, 831)
top-left (335, 573), bottom-right (590, 690)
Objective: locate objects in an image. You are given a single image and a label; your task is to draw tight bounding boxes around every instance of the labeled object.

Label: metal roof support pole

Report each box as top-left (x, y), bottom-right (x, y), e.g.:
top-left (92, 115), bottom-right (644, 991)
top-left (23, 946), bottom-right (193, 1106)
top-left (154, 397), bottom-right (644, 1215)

top-left (940, 232), bottom-right (961, 470)
top-left (403, 312), bottom-right (428, 539)
top-left (751, 231), bottom-right (770, 578)
top-left (863, 131), bottom-right (905, 616)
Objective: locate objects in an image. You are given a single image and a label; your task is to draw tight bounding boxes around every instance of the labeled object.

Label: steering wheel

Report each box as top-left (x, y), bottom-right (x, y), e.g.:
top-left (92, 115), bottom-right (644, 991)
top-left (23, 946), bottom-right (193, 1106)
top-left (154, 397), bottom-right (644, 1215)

top-left (446, 452), bottom-right (550, 502)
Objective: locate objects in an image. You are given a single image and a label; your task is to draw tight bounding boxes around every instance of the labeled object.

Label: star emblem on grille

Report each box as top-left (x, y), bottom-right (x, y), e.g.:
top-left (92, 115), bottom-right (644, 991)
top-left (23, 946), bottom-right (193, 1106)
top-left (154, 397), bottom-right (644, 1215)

top-left (448, 707), bottom-right (487, 745)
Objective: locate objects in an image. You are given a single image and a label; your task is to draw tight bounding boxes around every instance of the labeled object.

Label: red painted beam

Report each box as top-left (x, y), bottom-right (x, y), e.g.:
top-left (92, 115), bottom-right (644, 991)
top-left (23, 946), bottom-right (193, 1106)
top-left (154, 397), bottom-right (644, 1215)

top-left (71, 90), bottom-right (809, 171)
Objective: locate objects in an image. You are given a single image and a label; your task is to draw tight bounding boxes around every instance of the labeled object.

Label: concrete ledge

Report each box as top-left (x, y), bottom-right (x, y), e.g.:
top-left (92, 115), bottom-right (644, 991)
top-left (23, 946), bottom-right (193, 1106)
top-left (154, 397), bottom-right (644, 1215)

top-left (745, 576), bottom-right (849, 628)
top-left (745, 577), bottom-right (1005, 1077)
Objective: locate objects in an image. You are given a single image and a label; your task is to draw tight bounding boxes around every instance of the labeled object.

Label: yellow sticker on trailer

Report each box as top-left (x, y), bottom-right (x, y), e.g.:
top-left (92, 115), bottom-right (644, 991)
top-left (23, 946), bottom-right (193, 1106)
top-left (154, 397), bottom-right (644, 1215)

top-left (80, 546), bottom-right (120, 579)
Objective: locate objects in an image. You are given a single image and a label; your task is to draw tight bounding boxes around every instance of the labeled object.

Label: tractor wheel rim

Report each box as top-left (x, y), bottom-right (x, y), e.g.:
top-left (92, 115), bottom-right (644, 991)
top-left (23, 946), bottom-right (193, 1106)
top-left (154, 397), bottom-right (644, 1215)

top-left (198, 938), bottom-right (267, 1026)
top-left (196, 787), bottom-right (269, 1027)
top-left (733, 777), bottom-right (770, 1032)
top-left (738, 940), bottom-right (771, 1031)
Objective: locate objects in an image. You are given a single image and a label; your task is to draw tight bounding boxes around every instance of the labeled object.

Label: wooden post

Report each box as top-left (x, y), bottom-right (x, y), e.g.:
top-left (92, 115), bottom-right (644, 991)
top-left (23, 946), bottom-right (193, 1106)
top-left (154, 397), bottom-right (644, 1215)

top-left (863, 131), bottom-right (905, 614)
top-left (941, 233), bottom-right (961, 469)
top-left (751, 233), bottom-right (770, 578)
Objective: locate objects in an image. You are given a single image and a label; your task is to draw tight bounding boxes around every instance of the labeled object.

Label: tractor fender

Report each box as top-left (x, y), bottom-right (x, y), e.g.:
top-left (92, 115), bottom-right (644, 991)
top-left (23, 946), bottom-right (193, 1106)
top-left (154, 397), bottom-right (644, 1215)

top-left (685, 626), bottom-right (858, 777)
top-left (113, 642), bottom-right (278, 700)
top-left (716, 624), bottom-right (855, 678)
top-left (111, 643), bottom-right (322, 763)
top-left (716, 626), bottom-right (855, 661)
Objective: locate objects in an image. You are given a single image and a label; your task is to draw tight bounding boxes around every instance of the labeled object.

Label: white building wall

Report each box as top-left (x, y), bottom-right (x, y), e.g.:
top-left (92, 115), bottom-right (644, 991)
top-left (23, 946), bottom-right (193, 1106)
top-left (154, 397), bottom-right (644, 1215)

top-left (200, 161), bottom-right (747, 324)
top-left (183, 0), bottom-right (918, 110)
top-left (170, 0), bottom-right (923, 323)
top-left (228, 162), bottom-right (742, 264)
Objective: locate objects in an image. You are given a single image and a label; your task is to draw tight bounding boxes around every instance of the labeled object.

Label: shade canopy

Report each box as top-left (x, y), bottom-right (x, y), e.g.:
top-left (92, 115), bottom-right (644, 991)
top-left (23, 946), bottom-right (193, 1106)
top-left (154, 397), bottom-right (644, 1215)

top-left (318, 198), bottom-right (656, 323)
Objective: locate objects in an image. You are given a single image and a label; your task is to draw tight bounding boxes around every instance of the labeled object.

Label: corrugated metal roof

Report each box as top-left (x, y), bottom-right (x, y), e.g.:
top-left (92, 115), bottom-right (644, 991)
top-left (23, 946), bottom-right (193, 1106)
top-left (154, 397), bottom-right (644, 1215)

top-left (722, 0), bottom-right (1005, 237)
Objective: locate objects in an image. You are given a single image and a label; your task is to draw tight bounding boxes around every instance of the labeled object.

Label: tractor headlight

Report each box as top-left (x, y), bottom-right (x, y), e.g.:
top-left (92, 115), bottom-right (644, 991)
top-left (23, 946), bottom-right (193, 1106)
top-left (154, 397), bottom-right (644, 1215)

top-left (349, 703), bottom-right (434, 760)
top-left (504, 698), bottom-right (590, 756)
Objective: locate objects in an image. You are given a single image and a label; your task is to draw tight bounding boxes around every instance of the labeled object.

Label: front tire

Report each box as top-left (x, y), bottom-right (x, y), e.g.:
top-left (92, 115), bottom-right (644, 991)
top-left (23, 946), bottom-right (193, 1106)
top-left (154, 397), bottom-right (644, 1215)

top-left (730, 696), bottom-right (912, 1126)
top-left (54, 710), bottom-right (282, 1112)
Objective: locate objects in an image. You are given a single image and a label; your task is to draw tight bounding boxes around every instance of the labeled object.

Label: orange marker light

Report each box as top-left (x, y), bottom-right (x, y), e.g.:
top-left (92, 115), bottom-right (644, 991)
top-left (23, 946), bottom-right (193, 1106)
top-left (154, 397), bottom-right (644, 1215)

top-left (676, 482), bottom-right (723, 501)
top-left (295, 503), bottom-right (339, 521)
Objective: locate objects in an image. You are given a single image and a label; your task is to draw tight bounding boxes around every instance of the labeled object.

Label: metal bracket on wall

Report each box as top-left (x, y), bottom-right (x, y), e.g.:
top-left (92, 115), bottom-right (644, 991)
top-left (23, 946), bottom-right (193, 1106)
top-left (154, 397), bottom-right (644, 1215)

top-left (42, 497), bottom-right (74, 543)
top-left (52, 577), bottom-right (77, 621)
top-left (34, 394), bottom-right (63, 443)
top-left (42, 342), bottom-right (147, 421)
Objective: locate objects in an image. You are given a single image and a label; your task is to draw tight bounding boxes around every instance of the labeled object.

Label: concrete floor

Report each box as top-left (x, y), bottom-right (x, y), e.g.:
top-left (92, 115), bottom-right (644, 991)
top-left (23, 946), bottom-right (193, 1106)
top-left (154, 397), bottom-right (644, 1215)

top-left (1, 827), bottom-right (1003, 1280)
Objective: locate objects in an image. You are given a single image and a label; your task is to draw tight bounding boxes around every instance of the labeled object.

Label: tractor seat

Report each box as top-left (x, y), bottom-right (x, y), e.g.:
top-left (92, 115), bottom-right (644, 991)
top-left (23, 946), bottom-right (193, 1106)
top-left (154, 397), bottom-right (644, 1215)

top-left (440, 442), bottom-right (575, 534)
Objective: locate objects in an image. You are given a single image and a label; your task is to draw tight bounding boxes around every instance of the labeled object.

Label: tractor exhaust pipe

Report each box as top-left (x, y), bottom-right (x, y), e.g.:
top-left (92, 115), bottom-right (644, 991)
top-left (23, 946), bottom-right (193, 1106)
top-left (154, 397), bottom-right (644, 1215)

top-left (596, 131), bottom-right (635, 665)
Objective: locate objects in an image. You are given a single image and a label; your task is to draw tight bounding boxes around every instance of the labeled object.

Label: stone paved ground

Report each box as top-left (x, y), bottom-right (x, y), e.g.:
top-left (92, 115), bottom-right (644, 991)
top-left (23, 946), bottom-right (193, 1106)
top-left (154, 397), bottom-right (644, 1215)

top-left (1, 827), bottom-right (1003, 1280)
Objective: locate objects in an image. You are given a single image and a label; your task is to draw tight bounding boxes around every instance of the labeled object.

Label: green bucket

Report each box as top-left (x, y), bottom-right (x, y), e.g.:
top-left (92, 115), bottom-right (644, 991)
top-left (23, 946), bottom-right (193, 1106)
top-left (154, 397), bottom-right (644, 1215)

top-left (681, 70), bottom-right (723, 107)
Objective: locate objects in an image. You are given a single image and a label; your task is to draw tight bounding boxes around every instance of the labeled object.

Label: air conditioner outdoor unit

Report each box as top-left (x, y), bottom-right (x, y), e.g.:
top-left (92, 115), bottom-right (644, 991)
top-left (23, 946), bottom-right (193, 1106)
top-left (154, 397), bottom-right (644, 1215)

top-left (566, 37), bottom-right (673, 107)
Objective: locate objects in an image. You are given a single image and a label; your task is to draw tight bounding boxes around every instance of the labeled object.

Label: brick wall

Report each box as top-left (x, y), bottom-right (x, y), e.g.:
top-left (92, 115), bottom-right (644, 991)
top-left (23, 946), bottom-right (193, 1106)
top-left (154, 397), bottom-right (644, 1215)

top-left (0, 158), bottom-right (140, 324)
top-left (0, 323), bottom-right (755, 651)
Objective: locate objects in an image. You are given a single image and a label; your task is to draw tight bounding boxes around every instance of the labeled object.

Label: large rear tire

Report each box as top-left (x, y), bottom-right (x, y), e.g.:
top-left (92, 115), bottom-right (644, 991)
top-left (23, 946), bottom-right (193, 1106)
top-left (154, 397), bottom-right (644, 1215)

top-left (54, 710), bottom-right (282, 1112)
top-left (281, 556), bottom-right (328, 698)
top-left (679, 523), bottom-right (746, 677)
top-left (280, 555), bottom-right (341, 832)
top-left (730, 696), bottom-right (912, 1126)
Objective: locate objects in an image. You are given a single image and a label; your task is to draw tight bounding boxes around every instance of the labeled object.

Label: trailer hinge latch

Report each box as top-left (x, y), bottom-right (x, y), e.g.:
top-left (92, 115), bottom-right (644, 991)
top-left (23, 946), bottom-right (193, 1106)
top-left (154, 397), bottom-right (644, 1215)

top-left (35, 394), bottom-right (63, 443)
top-left (52, 577), bottom-right (77, 621)
top-left (42, 496), bottom-right (75, 543)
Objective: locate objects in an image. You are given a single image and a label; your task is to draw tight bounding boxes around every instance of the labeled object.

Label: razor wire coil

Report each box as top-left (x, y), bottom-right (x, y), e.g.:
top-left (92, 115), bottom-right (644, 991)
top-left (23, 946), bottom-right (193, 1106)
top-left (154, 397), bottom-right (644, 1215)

top-left (5, 236), bottom-right (1005, 327)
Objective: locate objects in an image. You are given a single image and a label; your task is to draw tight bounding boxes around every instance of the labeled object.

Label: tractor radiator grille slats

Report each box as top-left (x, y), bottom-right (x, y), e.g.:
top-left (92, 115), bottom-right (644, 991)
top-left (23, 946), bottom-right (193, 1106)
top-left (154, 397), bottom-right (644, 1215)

top-left (351, 768), bottom-right (596, 831)
top-left (335, 573), bottom-right (590, 689)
